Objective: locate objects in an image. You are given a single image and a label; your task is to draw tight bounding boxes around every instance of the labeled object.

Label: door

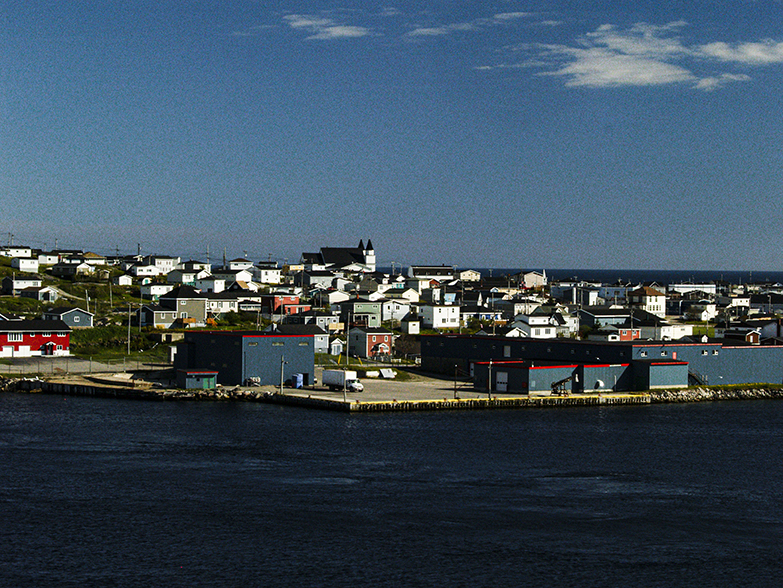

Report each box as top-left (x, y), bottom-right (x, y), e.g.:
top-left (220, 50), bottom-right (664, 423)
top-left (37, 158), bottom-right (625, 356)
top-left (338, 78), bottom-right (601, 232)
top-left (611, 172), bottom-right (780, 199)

top-left (496, 371), bottom-right (508, 392)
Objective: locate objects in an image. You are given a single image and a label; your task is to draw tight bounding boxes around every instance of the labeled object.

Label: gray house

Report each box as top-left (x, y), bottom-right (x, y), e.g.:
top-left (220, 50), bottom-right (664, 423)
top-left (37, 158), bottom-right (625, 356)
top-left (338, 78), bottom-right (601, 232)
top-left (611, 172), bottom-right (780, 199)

top-left (159, 285), bottom-right (208, 327)
top-left (42, 307), bottom-right (94, 328)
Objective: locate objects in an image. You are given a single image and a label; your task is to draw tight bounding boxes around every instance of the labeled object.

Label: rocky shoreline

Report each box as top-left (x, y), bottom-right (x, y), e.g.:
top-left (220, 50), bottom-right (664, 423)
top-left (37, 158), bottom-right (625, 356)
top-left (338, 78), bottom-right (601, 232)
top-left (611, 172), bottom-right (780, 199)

top-left (648, 387), bottom-right (783, 403)
top-left (3, 376), bottom-right (783, 411)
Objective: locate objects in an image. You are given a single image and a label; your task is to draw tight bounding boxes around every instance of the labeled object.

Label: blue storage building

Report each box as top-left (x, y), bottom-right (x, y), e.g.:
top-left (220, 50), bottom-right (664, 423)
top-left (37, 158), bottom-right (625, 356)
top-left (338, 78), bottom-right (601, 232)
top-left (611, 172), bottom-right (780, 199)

top-left (174, 330), bottom-right (315, 386)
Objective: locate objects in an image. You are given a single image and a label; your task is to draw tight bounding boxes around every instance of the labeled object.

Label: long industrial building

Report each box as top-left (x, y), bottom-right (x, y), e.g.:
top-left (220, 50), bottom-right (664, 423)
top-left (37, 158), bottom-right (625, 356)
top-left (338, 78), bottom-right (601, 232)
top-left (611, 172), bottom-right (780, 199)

top-left (421, 334), bottom-right (783, 394)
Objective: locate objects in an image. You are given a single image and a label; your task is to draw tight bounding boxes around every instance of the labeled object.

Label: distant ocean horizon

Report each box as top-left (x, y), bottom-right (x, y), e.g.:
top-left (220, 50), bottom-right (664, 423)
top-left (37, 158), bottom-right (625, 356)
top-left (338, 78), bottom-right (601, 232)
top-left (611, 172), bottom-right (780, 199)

top-left (382, 267), bottom-right (783, 285)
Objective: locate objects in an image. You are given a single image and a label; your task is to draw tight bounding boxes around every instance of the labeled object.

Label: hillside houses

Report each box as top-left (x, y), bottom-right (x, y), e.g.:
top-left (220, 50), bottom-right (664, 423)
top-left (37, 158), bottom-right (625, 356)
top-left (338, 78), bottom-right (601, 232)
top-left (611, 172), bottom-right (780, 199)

top-left (7, 237), bottom-right (783, 374)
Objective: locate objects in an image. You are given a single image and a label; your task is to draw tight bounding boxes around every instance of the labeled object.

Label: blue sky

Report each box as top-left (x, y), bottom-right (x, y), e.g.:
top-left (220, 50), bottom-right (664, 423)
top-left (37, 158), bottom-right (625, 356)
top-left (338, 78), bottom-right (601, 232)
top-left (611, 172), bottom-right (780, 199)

top-left (3, 1), bottom-right (783, 270)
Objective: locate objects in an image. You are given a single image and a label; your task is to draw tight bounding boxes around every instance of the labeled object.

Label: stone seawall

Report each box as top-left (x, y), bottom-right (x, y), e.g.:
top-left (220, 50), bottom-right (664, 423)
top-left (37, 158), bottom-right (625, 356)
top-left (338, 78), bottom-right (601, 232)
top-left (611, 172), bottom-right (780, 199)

top-left (649, 387), bottom-right (783, 403)
top-left (3, 376), bottom-right (783, 412)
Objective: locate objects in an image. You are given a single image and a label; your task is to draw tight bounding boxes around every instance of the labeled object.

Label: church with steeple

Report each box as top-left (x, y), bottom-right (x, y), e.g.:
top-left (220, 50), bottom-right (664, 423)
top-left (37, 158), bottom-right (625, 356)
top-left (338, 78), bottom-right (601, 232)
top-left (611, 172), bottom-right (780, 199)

top-left (301, 239), bottom-right (376, 273)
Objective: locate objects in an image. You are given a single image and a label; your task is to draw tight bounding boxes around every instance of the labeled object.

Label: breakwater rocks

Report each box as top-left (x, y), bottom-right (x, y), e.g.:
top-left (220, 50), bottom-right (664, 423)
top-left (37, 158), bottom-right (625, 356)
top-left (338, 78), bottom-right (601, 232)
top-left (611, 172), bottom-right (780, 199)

top-left (649, 387), bottom-right (783, 403)
top-left (5, 378), bottom-right (274, 402)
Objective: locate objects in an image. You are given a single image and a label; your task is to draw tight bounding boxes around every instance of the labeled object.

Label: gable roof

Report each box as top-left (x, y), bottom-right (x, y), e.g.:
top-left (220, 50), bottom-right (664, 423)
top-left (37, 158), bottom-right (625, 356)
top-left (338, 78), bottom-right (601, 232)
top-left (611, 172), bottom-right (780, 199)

top-left (0, 319), bottom-right (70, 332)
top-left (43, 306), bottom-right (94, 317)
top-left (160, 285), bottom-right (204, 299)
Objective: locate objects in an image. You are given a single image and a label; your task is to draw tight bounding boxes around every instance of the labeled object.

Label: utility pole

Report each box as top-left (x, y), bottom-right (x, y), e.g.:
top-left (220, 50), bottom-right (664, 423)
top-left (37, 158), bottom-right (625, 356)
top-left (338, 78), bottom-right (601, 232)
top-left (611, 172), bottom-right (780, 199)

top-left (127, 304), bottom-right (132, 355)
top-left (488, 358), bottom-right (493, 400)
top-left (279, 355), bottom-right (287, 394)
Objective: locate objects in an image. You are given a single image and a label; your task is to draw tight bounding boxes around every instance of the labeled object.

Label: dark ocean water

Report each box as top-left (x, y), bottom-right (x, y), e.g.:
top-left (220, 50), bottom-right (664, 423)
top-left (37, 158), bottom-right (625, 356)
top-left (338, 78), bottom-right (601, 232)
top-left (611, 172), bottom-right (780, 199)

top-left (2, 394), bottom-right (783, 587)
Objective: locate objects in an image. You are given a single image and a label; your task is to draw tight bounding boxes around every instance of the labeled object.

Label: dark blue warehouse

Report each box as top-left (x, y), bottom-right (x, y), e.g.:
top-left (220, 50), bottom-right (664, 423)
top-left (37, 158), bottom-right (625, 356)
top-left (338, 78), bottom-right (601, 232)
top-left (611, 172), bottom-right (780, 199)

top-left (421, 334), bottom-right (783, 393)
top-left (174, 330), bottom-right (315, 386)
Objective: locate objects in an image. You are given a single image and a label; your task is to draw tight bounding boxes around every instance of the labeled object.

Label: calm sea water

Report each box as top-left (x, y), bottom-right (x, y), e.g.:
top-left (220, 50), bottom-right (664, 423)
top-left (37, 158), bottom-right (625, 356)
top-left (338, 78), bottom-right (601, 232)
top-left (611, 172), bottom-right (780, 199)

top-left (2, 394), bottom-right (783, 587)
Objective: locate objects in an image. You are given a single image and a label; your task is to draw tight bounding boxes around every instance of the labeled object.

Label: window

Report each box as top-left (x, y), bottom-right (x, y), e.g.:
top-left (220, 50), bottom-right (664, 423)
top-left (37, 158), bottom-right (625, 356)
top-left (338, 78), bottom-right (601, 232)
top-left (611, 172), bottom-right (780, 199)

top-left (712, 350), bottom-right (719, 355)
top-left (701, 350), bottom-right (708, 356)
top-left (8, 333), bottom-right (22, 342)
top-left (272, 342), bottom-right (283, 347)
top-left (73, 316), bottom-right (80, 323)
top-left (299, 342), bottom-right (309, 346)
top-left (248, 342), bottom-right (258, 347)
top-left (640, 351), bottom-right (648, 357)
top-left (42, 332), bottom-right (51, 337)
top-left (661, 350), bottom-right (668, 357)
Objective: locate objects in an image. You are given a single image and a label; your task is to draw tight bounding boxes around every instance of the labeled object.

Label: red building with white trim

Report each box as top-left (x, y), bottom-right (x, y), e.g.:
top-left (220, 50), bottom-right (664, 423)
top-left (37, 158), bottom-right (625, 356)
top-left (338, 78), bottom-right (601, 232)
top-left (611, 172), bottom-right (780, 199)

top-left (348, 327), bottom-right (394, 359)
top-left (0, 320), bottom-right (71, 357)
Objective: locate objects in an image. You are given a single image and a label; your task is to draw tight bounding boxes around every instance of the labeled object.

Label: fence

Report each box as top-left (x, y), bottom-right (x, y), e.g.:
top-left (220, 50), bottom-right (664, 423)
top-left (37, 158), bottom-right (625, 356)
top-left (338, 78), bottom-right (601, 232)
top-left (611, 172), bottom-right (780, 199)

top-left (0, 356), bottom-right (173, 377)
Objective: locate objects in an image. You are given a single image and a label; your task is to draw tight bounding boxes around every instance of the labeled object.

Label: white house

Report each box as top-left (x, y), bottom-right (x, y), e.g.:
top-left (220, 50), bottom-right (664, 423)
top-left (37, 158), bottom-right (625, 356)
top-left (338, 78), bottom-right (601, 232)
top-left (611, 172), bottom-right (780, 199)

top-left (194, 276), bottom-right (226, 293)
top-left (131, 264), bottom-right (163, 277)
top-left (253, 265), bottom-right (282, 284)
top-left (629, 286), bottom-right (667, 319)
top-left (167, 269), bottom-right (209, 285)
top-left (420, 304), bottom-right (460, 329)
top-left (1, 246), bottom-right (33, 258)
top-left (229, 258), bottom-right (254, 271)
top-left (113, 275), bottom-right (134, 286)
top-left (512, 309), bottom-right (557, 339)
top-left (457, 269), bottom-right (481, 282)
top-left (140, 283), bottom-right (175, 301)
top-left (210, 268), bottom-right (253, 284)
top-left (11, 258), bottom-right (39, 273)
top-left (521, 270), bottom-right (547, 289)
top-left (146, 255), bottom-right (180, 274)
top-left (381, 299), bottom-right (411, 323)
top-left (37, 252), bottom-right (60, 265)
top-left (205, 294), bottom-right (239, 315)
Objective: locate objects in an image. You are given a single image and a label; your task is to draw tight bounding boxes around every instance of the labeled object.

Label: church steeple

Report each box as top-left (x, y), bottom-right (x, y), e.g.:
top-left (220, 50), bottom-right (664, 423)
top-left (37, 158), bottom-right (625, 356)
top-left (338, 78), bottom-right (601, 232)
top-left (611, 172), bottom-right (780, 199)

top-left (362, 238), bottom-right (376, 272)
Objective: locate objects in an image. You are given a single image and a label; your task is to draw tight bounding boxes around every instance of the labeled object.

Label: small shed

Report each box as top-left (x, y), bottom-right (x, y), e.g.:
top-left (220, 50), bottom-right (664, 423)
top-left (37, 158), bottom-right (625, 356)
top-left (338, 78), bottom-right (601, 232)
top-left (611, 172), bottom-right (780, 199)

top-left (176, 369), bottom-right (219, 390)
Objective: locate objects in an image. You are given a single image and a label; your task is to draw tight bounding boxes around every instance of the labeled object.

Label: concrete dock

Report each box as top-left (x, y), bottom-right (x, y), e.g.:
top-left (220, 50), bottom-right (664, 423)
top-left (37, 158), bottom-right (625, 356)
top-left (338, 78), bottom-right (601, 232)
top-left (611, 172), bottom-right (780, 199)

top-left (5, 371), bottom-right (782, 412)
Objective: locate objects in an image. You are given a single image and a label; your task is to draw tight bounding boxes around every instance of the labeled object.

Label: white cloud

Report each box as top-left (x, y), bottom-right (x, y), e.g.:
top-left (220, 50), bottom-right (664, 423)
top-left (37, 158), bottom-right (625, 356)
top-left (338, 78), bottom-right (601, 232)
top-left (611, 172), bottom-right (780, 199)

top-left (694, 73), bottom-right (752, 91)
top-left (700, 41), bottom-right (783, 64)
top-left (282, 13), bottom-right (371, 40)
top-left (492, 12), bottom-right (531, 22)
top-left (406, 11), bottom-right (530, 37)
top-left (529, 22), bottom-right (783, 91)
top-left (408, 26), bottom-right (450, 37)
top-left (545, 47), bottom-right (695, 87)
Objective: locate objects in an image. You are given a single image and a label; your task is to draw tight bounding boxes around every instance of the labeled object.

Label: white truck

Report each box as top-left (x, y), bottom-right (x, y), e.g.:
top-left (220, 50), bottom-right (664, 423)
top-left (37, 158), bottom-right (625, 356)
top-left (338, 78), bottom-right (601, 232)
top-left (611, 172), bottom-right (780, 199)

top-left (322, 369), bottom-right (364, 392)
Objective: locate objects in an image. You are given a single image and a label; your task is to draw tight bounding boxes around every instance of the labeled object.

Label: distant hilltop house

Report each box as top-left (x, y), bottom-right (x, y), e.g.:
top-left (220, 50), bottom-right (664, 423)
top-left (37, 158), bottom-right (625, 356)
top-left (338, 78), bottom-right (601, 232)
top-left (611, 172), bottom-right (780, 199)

top-left (407, 265), bottom-right (455, 281)
top-left (0, 246), bottom-right (33, 258)
top-left (2, 274), bottom-right (42, 295)
top-left (301, 239), bottom-right (376, 273)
